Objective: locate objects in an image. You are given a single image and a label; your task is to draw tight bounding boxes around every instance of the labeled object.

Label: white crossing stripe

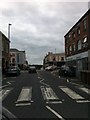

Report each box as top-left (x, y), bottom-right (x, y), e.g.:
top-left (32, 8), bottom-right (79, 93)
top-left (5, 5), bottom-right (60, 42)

top-left (0, 88), bottom-right (13, 101)
top-left (16, 87), bottom-right (32, 103)
top-left (41, 86), bottom-right (59, 100)
top-left (78, 87), bottom-right (90, 95)
top-left (59, 86), bottom-right (84, 100)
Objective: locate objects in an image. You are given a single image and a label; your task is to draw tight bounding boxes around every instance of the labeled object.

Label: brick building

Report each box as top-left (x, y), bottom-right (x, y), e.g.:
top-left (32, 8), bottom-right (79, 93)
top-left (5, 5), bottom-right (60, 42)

top-left (43, 52), bottom-right (65, 69)
top-left (64, 9), bottom-right (90, 77)
top-left (1, 31), bottom-right (10, 73)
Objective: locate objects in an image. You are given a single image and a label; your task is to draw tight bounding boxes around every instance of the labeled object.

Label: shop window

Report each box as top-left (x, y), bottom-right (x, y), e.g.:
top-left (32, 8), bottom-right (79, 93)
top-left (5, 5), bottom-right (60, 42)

top-left (82, 58), bottom-right (88, 70)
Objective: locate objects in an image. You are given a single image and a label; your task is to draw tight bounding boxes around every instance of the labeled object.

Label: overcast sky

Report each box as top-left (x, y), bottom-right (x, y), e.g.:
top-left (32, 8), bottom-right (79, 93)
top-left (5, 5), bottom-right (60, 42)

top-left (0, 0), bottom-right (89, 64)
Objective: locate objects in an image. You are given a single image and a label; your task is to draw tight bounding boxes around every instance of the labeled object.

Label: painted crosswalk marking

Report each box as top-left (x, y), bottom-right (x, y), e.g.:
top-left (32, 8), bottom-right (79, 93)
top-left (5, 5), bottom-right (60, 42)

top-left (59, 86), bottom-right (90, 103)
top-left (78, 87), bottom-right (90, 95)
top-left (15, 87), bottom-right (32, 106)
top-left (41, 86), bottom-right (59, 100)
top-left (59, 86), bottom-right (84, 99)
top-left (0, 88), bottom-right (13, 101)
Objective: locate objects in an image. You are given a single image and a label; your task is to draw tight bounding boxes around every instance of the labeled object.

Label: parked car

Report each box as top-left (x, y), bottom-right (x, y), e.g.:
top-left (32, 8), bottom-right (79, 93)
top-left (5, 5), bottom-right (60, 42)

top-left (59, 65), bottom-right (76, 77)
top-left (6, 66), bottom-right (21, 76)
top-left (28, 66), bottom-right (36, 73)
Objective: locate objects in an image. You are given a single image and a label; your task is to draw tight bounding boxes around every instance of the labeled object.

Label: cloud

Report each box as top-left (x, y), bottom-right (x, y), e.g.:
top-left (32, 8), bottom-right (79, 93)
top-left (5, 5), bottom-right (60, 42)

top-left (0, 1), bottom-right (88, 64)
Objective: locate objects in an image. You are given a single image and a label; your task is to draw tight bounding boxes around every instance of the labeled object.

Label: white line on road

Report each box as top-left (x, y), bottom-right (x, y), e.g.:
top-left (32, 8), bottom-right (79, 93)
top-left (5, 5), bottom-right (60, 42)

top-left (46, 101), bottom-right (62, 104)
top-left (0, 88), bottom-right (13, 101)
top-left (69, 81), bottom-right (82, 86)
top-left (16, 103), bottom-right (31, 106)
top-left (16, 87), bottom-right (32, 103)
top-left (40, 80), bottom-right (50, 87)
top-left (0, 82), bottom-right (11, 89)
top-left (46, 106), bottom-right (65, 120)
top-left (76, 100), bottom-right (90, 103)
top-left (59, 86), bottom-right (84, 100)
top-left (78, 87), bottom-right (90, 95)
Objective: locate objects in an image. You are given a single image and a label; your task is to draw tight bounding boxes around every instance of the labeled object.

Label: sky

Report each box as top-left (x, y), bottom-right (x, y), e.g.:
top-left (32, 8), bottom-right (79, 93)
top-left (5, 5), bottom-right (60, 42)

top-left (0, 0), bottom-right (89, 65)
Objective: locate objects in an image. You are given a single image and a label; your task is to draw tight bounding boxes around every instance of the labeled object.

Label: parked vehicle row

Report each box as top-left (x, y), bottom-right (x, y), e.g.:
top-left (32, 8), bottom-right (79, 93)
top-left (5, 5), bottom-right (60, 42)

top-left (45, 65), bottom-right (76, 77)
top-left (6, 66), bottom-right (21, 76)
top-left (28, 66), bottom-right (37, 73)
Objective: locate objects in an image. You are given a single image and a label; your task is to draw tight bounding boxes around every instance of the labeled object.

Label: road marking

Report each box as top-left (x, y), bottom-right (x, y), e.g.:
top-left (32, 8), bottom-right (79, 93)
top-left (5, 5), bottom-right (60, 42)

top-left (40, 79), bottom-right (49, 87)
top-left (46, 101), bottom-right (62, 104)
top-left (16, 103), bottom-right (31, 106)
top-left (78, 87), bottom-right (90, 95)
top-left (0, 82), bottom-right (11, 89)
top-left (69, 81), bottom-right (82, 86)
top-left (41, 86), bottom-right (59, 100)
top-left (46, 106), bottom-right (65, 120)
top-left (76, 100), bottom-right (90, 103)
top-left (0, 88), bottom-right (13, 101)
top-left (59, 86), bottom-right (84, 100)
top-left (16, 87), bottom-right (32, 103)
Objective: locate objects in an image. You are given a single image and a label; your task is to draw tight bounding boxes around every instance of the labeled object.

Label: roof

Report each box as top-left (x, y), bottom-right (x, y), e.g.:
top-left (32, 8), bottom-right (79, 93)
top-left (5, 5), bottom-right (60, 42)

top-left (64, 9), bottom-right (90, 37)
top-left (0, 31), bottom-right (10, 42)
top-left (10, 48), bottom-right (19, 52)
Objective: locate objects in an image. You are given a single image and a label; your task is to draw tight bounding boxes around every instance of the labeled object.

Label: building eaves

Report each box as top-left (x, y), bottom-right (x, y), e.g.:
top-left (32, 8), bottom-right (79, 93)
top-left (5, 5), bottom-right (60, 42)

top-left (64, 9), bottom-right (90, 37)
top-left (0, 31), bottom-right (10, 42)
top-left (10, 48), bottom-right (19, 52)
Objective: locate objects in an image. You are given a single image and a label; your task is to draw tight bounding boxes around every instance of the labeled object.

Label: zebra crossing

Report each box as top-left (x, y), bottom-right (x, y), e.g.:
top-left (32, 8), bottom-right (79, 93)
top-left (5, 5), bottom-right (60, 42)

top-left (15, 87), bottom-right (32, 106)
top-left (0, 88), bottom-right (13, 101)
top-left (1, 85), bottom-right (90, 106)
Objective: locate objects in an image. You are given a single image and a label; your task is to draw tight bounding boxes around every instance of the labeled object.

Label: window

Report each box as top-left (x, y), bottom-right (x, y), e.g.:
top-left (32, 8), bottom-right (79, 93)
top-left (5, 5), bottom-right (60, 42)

top-left (82, 37), bottom-right (88, 48)
top-left (69, 34), bottom-right (71, 38)
top-left (72, 43), bottom-right (76, 52)
top-left (72, 32), bottom-right (75, 38)
top-left (83, 19), bottom-right (87, 30)
top-left (68, 45), bottom-right (72, 54)
top-left (61, 57), bottom-right (64, 61)
top-left (12, 58), bottom-right (15, 63)
top-left (66, 47), bottom-right (68, 54)
top-left (6, 43), bottom-right (9, 53)
top-left (77, 28), bottom-right (80, 35)
top-left (77, 40), bottom-right (81, 50)
top-left (69, 45), bottom-right (72, 52)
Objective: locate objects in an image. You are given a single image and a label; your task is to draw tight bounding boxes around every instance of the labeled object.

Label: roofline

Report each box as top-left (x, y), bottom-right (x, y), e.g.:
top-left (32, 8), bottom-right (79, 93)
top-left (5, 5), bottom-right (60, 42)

top-left (0, 31), bottom-right (10, 42)
top-left (64, 9), bottom-right (90, 37)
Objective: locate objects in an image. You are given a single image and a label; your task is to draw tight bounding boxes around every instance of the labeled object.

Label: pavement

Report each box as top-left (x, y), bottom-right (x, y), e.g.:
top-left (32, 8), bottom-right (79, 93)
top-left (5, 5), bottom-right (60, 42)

top-left (51, 70), bottom-right (90, 88)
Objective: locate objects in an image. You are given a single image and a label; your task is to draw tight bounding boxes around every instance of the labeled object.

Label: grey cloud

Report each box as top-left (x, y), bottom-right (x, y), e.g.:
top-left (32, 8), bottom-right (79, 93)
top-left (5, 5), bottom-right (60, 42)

top-left (0, 2), bottom-right (88, 64)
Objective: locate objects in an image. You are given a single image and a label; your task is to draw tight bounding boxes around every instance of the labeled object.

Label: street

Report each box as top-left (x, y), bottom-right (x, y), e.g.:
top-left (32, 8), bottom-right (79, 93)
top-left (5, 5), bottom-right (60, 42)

top-left (2, 70), bottom-right (90, 119)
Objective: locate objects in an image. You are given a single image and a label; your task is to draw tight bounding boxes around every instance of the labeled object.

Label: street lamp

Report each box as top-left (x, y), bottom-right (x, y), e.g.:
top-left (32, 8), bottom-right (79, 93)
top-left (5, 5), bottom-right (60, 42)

top-left (8, 23), bottom-right (12, 41)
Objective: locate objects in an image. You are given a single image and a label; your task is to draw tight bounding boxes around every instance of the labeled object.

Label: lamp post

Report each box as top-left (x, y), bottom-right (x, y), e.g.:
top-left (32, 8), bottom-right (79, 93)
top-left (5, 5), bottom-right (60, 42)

top-left (8, 23), bottom-right (12, 41)
top-left (8, 23), bottom-right (12, 68)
